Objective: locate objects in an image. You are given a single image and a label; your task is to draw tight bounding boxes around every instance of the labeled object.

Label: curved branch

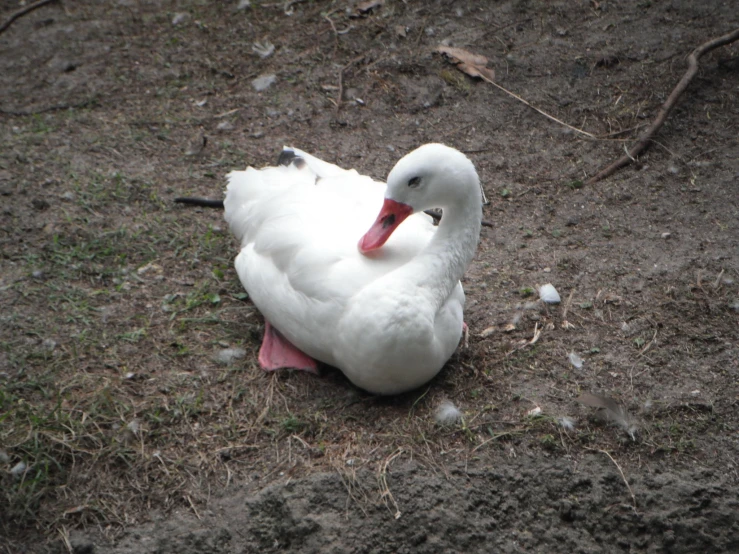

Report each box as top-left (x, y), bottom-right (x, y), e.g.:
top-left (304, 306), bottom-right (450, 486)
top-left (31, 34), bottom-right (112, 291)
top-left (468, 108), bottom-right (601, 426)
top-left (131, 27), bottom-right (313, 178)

top-left (586, 27), bottom-right (739, 186)
top-left (0, 0), bottom-right (58, 35)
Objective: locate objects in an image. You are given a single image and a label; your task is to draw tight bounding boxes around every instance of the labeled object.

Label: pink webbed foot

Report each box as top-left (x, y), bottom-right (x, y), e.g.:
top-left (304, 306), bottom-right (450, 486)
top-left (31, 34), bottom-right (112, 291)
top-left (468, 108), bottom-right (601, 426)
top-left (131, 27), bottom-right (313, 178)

top-left (258, 321), bottom-right (319, 374)
top-left (462, 322), bottom-right (469, 348)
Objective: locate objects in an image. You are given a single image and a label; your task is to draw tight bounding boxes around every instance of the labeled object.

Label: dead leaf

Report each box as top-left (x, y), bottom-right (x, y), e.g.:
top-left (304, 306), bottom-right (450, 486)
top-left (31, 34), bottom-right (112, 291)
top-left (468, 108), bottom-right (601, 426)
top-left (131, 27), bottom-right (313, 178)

top-left (459, 63), bottom-right (495, 82)
top-left (64, 505), bottom-right (89, 516)
top-left (436, 45), bottom-right (495, 82)
top-left (436, 45), bottom-right (488, 66)
top-left (479, 326), bottom-right (496, 338)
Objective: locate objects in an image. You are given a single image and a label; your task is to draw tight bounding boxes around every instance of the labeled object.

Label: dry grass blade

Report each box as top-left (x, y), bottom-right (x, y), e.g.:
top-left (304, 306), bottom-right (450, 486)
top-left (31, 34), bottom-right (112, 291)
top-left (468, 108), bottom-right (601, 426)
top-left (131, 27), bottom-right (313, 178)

top-left (377, 448), bottom-right (403, 519)
top-left (505, 322), bottom-right (542, 356)
top-left (587, 448), bottom-right (638, 511)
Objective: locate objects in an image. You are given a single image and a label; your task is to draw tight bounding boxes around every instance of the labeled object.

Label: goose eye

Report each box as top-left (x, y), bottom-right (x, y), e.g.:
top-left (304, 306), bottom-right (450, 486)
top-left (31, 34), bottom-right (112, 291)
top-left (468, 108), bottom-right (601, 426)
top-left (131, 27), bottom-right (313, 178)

top-left (407, 176), bottom-right (421, 188)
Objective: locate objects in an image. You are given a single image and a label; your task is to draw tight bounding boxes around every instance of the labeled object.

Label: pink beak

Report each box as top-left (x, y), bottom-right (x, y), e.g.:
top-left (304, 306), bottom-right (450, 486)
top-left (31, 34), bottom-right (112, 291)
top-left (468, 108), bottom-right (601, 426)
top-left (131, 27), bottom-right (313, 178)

top-left (358, 198), bottom-right (413, 253)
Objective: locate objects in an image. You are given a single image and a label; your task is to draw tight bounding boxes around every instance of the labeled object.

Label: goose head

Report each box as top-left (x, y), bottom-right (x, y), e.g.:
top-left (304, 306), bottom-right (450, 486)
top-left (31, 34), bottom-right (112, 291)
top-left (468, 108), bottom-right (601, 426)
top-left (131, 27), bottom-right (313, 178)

top-left (359, 144), bottom-right (480, 253)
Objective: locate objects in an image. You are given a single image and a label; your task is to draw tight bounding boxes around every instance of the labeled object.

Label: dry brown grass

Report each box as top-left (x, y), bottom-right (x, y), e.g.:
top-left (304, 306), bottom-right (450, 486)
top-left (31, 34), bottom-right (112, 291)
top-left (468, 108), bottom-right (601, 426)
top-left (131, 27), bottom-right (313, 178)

top-left (1, 1), bottom-right (737, 551)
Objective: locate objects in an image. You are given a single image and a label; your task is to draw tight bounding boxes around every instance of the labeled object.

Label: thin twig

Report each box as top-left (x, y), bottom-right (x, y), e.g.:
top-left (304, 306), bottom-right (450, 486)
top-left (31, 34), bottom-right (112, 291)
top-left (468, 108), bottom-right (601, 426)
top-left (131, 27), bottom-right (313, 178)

top-left (334, 54), bottom-right (366, 113)
top-left (586, 27), bottom-right (739, 185)
top-left (57, 526), bottom-right (72, 554)
top-left (479, 75), bottom-right (596, 139)
top-left (186, 495), bottom-right (202, 520)
top-left (0, 0), bottom-right (58, 35)
top-left (589, 448), bottom-right (637, 511)
top-left (324, 15), bottom-right (339, 59)
top-left (637, 328), bottom-right (658, 358)
top-left (377, 448), bottom-right (403, 519)
top-left (0, 96), bottom-right (97, 116)
top-left (471, 429), bottom-right (522, 452)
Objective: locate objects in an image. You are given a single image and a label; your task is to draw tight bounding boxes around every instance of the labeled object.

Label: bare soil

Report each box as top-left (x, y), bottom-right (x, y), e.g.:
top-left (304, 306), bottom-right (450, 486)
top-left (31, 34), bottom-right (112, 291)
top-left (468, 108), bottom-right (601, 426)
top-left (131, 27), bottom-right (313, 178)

top-left (1, 1), bottom-right (737, 553)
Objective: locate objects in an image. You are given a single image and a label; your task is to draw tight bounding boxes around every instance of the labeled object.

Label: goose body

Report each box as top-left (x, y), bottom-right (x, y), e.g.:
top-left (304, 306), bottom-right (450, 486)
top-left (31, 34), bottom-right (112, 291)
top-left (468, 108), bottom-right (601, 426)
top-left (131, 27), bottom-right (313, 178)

top-left (224, 144), bottom-right (482, 395)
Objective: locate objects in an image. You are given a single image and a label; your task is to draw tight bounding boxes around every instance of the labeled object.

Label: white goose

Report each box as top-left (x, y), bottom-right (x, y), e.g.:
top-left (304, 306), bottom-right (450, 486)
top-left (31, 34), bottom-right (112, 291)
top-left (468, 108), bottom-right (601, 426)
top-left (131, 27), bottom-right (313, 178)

top-left (224, 144), bottom-right (482, 395)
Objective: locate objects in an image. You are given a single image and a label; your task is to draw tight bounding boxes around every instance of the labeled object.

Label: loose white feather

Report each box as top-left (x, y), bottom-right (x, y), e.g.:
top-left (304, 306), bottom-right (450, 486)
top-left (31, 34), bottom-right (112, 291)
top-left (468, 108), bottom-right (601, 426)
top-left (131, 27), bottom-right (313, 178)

top-left (557, 416), bottom-right (576, 431)
top-left (539, 283), bottom-right (561, 304)
top-left (435, 400), bottom-right (463, 425)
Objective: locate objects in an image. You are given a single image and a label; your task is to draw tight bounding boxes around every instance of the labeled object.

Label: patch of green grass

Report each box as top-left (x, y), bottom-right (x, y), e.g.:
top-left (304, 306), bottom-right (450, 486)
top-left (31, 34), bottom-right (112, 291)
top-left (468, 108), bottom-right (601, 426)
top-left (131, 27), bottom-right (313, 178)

top-left (539, 433), bottom-right (559, 450)
top-left (1, 383), bottom-right (103, 529)
top-left (30, 114), bottom-right (53, 134)
top-left (439, 69), bottom-right (471, 93)
top-left (281, 414), bottom-right (306, 434)
top-left (118, 327), bottom-right (148, 343)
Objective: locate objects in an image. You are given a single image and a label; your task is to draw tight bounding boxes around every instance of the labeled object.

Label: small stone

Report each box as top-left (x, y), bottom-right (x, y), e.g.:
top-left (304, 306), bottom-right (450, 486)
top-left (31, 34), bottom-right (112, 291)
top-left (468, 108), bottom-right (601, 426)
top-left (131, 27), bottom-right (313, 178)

top-left (216, 348), bottom-right (246, 364)
top-left (252, 74), bottom-right (276, 92)
top-left (10, 461), bottom-right (27, 478)
top-left (172, 12), bottom-right (190, 25)
top-left (661, 232), bottom-right (671, 239)
top-left (32, 269), bottom-right (45, 279)
top-left (236, 0), bottom-right (251, 9)
top-left (41, 338), bottom-right (56, 351)
top-left (217, 121), bottom-right (235, 131)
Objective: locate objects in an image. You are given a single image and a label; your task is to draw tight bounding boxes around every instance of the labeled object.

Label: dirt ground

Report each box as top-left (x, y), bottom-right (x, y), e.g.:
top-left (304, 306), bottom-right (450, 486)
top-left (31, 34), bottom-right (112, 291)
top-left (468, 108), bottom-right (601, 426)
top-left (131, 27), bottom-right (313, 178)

top-left (1, 0), bottom-right (738, 552)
